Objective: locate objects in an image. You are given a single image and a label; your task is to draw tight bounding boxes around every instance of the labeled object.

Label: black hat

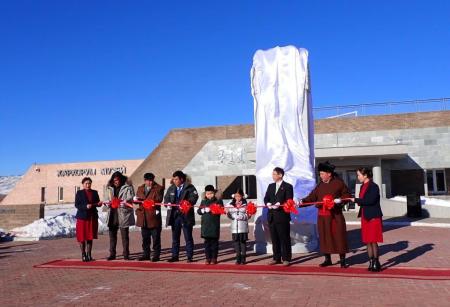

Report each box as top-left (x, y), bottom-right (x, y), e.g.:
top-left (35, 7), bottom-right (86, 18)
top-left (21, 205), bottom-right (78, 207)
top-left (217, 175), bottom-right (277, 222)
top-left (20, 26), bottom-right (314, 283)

top-left (318, 161), bottom-right (335, 173)
top-left (204, 185), bottom-right (216, 192)
top-left (144, 173), bottom-right (155, 181)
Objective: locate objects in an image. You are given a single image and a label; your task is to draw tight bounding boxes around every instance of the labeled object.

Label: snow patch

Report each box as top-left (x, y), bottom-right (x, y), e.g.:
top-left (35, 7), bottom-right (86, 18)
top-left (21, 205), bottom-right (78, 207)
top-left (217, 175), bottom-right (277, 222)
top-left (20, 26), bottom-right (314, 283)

top-left (0, 175), bottom-right (22, 195)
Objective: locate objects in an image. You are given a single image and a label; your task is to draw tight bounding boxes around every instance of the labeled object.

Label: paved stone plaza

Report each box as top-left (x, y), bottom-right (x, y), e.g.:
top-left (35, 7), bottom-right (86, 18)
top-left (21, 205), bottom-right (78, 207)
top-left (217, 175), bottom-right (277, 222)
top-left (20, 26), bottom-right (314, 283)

top-left (1, 221), bottom-right (450, 306)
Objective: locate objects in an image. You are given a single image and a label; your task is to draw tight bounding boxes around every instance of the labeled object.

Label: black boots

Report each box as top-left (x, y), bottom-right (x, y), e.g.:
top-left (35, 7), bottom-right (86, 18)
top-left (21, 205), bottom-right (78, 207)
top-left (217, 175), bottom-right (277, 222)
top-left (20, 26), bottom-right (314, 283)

top-left (86, 252), bottom-right (94, 262)
top-left (82, 252), bottom-right (88, 262)
top-left (371, 258), bottom-right (381, 272)
top-left (319, 254), bottom-right (332, 267)
top-left (339, 255), bottom-right (349, 268)
top-left (235, 254), bottom-right (246, 265)
top-left (368, 258), bottom-right (374, 271)
top-left (107, 255), bottom-right (116, 261)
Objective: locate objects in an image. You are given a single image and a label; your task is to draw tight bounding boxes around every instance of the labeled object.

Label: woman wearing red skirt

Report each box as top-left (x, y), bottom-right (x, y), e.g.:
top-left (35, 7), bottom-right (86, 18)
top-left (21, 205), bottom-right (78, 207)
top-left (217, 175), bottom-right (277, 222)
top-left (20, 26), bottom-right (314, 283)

top-left (75, 177), bottom-right (100, 262)
top-left (352, 167), bottom-right (383, 272)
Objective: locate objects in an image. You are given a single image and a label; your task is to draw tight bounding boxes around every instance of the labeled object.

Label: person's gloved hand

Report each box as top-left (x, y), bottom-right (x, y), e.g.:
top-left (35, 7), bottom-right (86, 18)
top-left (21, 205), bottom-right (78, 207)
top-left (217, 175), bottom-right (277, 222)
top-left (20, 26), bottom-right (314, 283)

top-left (273, 202), bottom-right (281, 209)
top-left (334, 198), bottom-right (342, 204)
top-left (133, 196), bottom-right (139, 202)
top-left (266, 202), bottom-right (273, 209)
top-left (204, 207), bottom-right (211, 213)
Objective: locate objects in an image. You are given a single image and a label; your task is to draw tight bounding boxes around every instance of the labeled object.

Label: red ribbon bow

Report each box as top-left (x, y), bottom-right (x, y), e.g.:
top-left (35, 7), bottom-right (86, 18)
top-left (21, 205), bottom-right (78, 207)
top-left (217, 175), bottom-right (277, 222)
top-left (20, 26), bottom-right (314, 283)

top-left (179, 200), bottom-right (192, 215)
top-left (321, 194), bottom-right (335, 214)
top-left (142, 199), bottom-right (155, 210)
top-left (209, 203), bottom-right (225, 215)
top-left (246, 202), bottom-right (257, 216)
top-left (111, 198), bottom-right (121, 209)
top-left (283, 199), bottom-right (298, 214)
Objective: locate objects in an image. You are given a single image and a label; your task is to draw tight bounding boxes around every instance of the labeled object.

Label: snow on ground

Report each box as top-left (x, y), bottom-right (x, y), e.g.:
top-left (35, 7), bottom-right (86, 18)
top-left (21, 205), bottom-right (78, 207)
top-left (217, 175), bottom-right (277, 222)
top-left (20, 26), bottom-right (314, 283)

top-left (0, 175), bottom-right (22, 195)
top-left (389, 196), bottom-right (450, 207)
top-left (11, 204), bottom-right (137, 240)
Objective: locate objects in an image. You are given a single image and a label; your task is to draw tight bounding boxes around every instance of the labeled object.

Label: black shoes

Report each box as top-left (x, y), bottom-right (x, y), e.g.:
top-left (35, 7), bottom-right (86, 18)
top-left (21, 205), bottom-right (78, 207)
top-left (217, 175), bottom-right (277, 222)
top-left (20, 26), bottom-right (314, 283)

top-left (371, 258), bottom-right (381, 272)
top-left (368, 258), bottom-right (374, 271)
top-left (86, 253), bottom-right (94, 262)
top-left (138, 256), bottom-right (150, 261)
top-left (167, 257), bottom-right (179, 263)
top-left (151, 257), bottom-right (160, 262)
top-left (82, 252), bottom-right (88, 262)
top-left (339, 256), bottom-right (349, 268)
top-left (186, 258), bottom-right (194, 263)
top-left (319, 255), bottom-right (332, 267)
top-left (107, 255), bottom-right (116, 261)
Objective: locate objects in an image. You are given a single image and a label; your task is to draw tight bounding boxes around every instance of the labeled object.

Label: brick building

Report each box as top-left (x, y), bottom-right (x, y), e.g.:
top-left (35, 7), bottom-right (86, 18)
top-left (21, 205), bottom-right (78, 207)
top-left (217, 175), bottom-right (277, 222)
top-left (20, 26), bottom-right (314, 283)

top-left (2, 109), bottom-right (450, 229)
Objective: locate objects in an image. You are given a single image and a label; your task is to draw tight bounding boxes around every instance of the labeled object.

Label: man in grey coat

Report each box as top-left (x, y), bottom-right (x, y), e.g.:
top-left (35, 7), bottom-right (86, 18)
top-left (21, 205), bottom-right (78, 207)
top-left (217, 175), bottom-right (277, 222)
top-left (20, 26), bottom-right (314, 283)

top-left (164, 170), bottom-right (199, 262)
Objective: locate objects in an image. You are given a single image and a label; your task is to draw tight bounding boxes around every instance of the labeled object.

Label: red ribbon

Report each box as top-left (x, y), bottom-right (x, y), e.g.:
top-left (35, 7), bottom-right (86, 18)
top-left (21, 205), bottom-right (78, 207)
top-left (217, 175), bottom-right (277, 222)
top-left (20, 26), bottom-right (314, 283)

top-left (209, 203), bottom-right (225, 215)
top-left (246, 202), bottom-right (257, 216)
top-left (111, 198), bottom-right (121, 209)
top-left (142, 199), bottom-right (155, 210)
top-left (179, 200), bottom-right (192, 215)
top-left (282, 199), bottom-right (298, 214)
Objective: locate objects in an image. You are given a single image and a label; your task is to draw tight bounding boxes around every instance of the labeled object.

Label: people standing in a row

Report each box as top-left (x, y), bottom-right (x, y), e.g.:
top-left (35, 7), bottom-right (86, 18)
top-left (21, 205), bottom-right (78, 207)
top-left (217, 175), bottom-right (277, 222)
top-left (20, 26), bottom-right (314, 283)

top-left (105, 171), bottom-right (135, 260)
top-left (75, 177), bottom-right (100, 262)
top-left (197, 185), bottom-right (223, 264)
top-left (164, 170), bottom-right (199, 262)
top-left (226, 189), bottom-right (249, 265)
top-left (301, 161), bottom-right (352, 268)
top-left (352, 167), bottom-right (383, 272)
top-left (264, 167), bottom-right (294, 266)
top-left (135, 173), bottom-right (164, 262)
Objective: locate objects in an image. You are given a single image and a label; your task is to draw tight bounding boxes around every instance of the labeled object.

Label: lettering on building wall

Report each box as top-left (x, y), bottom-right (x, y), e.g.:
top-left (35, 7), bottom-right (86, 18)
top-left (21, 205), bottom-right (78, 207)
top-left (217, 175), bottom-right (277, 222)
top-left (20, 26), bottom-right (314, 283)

top-left (217, 148), bottom-right (246, 165)
top-left (57, 167), bottom-right (127, 177)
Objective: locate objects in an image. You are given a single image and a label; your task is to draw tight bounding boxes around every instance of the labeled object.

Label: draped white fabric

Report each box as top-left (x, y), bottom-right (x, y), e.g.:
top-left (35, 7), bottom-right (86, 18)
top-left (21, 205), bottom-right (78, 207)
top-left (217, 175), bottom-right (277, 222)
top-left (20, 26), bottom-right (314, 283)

top-left (251, 46), bottom-right (318, 253)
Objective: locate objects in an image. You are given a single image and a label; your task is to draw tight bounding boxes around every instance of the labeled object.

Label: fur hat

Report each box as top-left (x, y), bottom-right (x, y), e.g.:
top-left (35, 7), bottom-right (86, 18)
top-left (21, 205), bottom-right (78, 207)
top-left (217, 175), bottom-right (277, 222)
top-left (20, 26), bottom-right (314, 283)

top-left (318, 161), bottom-right (335, 173)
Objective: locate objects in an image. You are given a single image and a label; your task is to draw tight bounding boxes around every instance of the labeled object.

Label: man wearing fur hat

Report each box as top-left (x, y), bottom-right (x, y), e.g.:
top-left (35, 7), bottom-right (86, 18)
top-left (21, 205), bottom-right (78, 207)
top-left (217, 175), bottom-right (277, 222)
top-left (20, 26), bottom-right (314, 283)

top-left (301, 161), bottom-right (352, 268)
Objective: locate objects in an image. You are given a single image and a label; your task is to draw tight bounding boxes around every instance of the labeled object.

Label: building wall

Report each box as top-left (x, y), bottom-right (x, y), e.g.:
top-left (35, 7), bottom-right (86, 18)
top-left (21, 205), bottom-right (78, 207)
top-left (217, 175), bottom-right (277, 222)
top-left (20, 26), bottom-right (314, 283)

top-left (1, 159), bottom-right (143, 205)
top-left (183, 138), bottom-right (256, 200)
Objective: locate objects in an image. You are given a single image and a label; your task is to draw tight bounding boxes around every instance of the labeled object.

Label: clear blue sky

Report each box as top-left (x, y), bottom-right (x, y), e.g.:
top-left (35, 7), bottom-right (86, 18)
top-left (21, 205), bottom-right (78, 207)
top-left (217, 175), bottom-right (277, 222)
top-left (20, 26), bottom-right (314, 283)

top-left (1, 0), bottom-right (449, 175)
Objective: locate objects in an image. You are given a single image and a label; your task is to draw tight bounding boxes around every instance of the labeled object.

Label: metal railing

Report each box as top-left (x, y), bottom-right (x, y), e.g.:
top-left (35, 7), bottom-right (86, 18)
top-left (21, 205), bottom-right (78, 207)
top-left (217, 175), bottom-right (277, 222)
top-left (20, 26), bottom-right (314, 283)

top-left (313, 97), bottom-right (450, 119)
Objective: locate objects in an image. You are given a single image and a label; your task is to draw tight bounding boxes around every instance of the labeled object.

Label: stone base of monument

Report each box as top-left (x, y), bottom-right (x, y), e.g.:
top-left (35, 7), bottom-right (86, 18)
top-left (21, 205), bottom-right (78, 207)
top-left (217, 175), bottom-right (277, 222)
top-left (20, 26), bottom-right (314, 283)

top-left (253, 214), bottom-right (319, 254)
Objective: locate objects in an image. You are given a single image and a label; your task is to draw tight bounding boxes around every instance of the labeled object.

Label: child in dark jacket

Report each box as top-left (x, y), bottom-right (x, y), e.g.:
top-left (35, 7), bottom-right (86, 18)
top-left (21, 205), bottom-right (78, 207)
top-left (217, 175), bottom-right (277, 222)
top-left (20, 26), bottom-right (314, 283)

top-left (197, 185), bottom-right (223, 264)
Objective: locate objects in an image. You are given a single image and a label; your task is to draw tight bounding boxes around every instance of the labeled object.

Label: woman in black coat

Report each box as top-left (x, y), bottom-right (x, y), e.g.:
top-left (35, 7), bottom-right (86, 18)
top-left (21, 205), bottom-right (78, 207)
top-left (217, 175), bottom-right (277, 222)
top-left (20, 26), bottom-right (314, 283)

top-left (351, 168), bottom-right (383, 272)
top-left (75, 177), bottom-right (100, 262)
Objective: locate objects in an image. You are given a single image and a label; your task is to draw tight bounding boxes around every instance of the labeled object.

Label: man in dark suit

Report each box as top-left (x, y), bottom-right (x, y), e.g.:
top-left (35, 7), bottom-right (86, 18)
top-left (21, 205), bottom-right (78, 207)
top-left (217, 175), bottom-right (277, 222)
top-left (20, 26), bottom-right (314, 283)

top-left (164, 170), bottom-right (199, 262)
top-left (264, 167), bottom-right (294, 266)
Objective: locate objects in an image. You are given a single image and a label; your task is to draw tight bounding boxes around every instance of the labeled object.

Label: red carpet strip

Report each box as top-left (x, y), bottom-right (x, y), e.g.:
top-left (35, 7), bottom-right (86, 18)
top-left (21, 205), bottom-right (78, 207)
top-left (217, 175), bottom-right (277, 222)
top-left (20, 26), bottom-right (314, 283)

top-left (34, 259), bottom-right (450, 280)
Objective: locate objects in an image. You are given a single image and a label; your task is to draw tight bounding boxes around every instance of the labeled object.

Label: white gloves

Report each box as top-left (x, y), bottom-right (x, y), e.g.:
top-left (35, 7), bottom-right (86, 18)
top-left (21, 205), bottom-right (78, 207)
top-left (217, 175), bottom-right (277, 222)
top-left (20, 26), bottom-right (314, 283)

top-left (204, 207), bottom-right (211, 213)
top-left (334, 198), bottom-right (342, 204)
top-left (133, 196), bottom-right (139, 201)
top-left (266, 202), bottom-right (280, 209)
top-left (156, 210), bottom-right (160, 215)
